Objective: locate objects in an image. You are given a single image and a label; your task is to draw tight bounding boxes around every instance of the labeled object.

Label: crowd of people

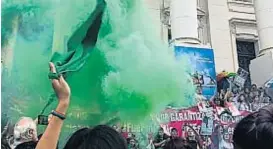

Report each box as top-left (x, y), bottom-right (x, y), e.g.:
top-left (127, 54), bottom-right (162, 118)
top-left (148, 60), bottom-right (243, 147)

top-left (2, 63), bottom-right (273, 149)
top-left (212, 84), bottom-right (271, 112)
top-left (114, 126), bottom-right (201, 149)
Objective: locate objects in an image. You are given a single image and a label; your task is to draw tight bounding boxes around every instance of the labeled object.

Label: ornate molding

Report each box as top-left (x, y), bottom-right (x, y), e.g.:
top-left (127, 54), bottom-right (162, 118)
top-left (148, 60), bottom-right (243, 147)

top-left (230, 18), bottom-right (256, 25)
top-left (197, 0), bottom-right (207, 15)
top-left (227, 0), bottom-right (255, 15)
top-left (170, 37), bottom-right (201, 45)
top-left (230, 23), bottom-right (237, 34)
top-left (197, 8), bottom-right (206, 17)
top-left (229, 18), bottom-right (258, 39)
top-left (227, 0), bottom-right (253, 6)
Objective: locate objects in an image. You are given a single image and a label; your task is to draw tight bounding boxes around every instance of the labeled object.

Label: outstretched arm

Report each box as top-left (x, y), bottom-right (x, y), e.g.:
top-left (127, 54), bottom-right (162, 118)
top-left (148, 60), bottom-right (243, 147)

top-left (36, 63), bottom-right (71, 149)
top-left (154, 140), bottom-right (167, 147)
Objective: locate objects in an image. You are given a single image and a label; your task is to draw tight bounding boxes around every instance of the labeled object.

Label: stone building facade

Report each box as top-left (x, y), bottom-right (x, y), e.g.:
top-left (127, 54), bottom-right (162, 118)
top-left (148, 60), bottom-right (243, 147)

top-left (146, 0), bottom-right (273, 86)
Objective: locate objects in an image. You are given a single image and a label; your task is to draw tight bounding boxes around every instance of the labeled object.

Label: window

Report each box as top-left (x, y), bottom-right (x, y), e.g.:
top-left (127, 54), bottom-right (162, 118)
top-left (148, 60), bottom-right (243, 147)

top-left (236, 40), bottom-right (256, 87)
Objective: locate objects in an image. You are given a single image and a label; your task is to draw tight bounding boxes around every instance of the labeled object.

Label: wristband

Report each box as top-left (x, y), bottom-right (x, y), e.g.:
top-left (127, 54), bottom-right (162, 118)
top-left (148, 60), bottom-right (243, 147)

top-left (51, 110), bottom-right (66, 120)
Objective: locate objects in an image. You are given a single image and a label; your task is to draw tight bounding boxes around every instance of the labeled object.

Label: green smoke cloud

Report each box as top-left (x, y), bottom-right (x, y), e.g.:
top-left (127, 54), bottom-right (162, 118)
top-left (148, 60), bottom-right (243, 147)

top-left (1, 0), bottom-right (195, 140)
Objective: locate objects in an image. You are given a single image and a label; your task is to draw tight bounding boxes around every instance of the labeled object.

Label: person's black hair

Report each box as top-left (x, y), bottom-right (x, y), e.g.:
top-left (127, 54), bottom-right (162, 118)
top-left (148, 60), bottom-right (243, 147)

top-left (233, 105), bottom-right (273, 149)
top-left (253, 95), bottom-right (259, 99)
top-left (158, 127), bottom-right (164, 131)
top-left (238, 94), bottom-right (246, 102)
top-left (171, 128), bottom-right (178, 132)
top-left (38, 134), bottom-right (43, 140)
top-left (244, 87), bottom-right (250, 92)
top-left (164, 138), bottom-right (192, 149)
top-left (63, 125), bottom-right (127, 149)
top-left (63, 128), bottom-right (90, 149)
top-left (127, 137), bottom-right (137, 145)
top-left (251, 84), bottom-right (257, 88)
top-left (126, 137), bottom-right (130, 144)
top-left (15, 141), bottom-right (37, 149)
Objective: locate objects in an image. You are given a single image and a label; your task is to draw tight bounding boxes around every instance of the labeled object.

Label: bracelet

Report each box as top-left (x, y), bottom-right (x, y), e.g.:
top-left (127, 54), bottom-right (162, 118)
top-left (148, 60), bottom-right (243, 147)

top-left (51, 110), bottom-right (66, 120)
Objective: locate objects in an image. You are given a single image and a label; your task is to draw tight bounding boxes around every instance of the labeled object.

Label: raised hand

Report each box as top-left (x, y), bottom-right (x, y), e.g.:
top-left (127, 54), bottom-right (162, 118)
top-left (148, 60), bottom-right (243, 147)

top-left (49, 62), bottom-right (71, 105)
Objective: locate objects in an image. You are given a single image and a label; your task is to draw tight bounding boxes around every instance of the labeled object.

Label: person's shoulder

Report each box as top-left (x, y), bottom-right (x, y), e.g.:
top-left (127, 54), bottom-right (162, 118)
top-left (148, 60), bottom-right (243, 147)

top-left (1, 144), bottom-right (11, 149)
top-left (153, 137), bottom-right (159, 143)
top-left (163, 134), bottom-right (169, 139)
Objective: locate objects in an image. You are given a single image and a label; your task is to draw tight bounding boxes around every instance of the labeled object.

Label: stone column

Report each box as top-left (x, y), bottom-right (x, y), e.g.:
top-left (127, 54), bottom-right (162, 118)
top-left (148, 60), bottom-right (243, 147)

top-left (254, 0), bottom-right (273, 54)
top-left (170, 0), bottom-right (200, 44)
top-left (250, 0), bottom-right (273, 86)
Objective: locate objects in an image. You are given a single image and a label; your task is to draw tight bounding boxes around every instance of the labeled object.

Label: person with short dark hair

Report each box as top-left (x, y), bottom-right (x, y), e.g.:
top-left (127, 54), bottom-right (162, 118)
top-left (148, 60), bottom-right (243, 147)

top-left (244, 87), bottom-right (250, 94)
top-left (128, 137), bottom-right (139, 149)
top-left (186, 129), bottom-right (198, 149)
top-left (63, 125), bottom-right (127, 149)
top-left (213, 97), bottom-right (221, 106)
top-left (170, 128), bottom-right (178, 139)
top-left (153, 128), bottom-right (170, 149)
top-left (251, 84), bottom-right (257, 92)
top-left (251, 95), bottom-right (261, 111)
top-left (237, 94), bottom-right (249, 111)
top-left (233, 104), bottom-right (273, 149)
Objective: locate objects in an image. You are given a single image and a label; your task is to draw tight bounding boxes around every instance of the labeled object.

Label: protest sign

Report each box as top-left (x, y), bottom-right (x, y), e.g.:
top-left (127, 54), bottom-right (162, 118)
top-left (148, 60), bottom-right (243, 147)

top-left (175, 46), bottom-right (217, 99)
top-left (234, 68), bottom-right (249, 87)
top-left (200, 107), bottom-right (214, 135)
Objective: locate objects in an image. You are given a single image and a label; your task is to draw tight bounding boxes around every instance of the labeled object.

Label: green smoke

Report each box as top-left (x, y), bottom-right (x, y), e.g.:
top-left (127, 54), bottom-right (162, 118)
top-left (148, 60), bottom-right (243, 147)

top-left (1, 0), bottom-right (195, 137)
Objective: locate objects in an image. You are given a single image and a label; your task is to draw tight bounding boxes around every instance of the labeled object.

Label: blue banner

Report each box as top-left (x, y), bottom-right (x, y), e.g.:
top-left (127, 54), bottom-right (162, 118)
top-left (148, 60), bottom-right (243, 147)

top-left (175, 46), bottom-right (217, 100)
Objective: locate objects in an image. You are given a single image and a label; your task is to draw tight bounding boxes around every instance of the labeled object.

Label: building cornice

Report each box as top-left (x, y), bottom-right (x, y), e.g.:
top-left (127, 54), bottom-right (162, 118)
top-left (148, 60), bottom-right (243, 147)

top-left (229, 18), bottom-right (256, 26)
top-left (227, 0), bottom-right (254, 7)
top-left (227, 0), bottom-right (255, 14)
top-left (229, 18), bottom-right (258, 40)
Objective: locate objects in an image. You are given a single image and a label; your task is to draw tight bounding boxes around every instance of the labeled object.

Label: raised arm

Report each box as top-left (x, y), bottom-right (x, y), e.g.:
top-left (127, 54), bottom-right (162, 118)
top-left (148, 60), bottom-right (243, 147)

top-left (36, 62), bottom-right (71, 149)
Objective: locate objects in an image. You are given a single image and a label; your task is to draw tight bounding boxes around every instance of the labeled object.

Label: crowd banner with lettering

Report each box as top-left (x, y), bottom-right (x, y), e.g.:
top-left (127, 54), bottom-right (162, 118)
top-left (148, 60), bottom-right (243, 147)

top-left (116, 105), bottom-right (250, 149)
top-left (174, 46), bottom-right (217, 99)
top-left (162, 106), bottom-right (203, 137)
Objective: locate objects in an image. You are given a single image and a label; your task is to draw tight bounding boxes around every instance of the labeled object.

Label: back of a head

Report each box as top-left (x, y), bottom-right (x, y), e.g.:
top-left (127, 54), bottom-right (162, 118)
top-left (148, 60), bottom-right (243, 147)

top-left (15, 141), bottom-right (37, 149)
top-left (164, 138), bottom-right (192, 149)
top-left (233, 105), bottom-right (273, 149)
top-left (64, 125), bottom-right (127, 149)
top-left (10, 117), bottom-right (38, 149)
